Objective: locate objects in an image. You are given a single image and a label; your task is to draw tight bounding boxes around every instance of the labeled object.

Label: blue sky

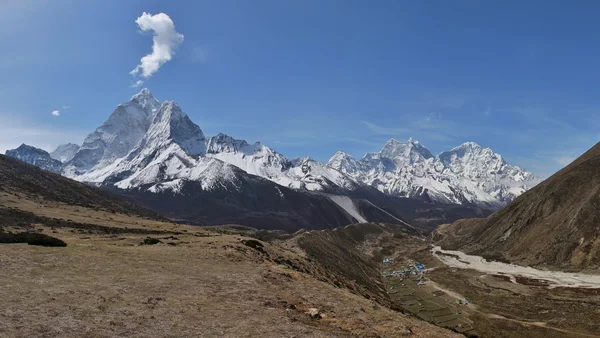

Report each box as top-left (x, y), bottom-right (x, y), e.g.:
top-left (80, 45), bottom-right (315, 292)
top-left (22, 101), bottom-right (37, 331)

top-left (1, 0), bottom-right (600, 177)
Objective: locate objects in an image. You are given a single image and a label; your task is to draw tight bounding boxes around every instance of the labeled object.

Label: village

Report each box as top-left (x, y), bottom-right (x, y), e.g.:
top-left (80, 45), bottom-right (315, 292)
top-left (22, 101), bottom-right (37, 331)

top-left (380, 257), bottom-right (475, 334)
top-left (382, 257), bottom-right (429, 285)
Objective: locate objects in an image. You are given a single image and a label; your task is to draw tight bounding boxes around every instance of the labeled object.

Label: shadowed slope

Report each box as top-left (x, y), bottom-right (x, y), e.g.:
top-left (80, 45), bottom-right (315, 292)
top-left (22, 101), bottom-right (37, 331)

top-left (0, 154), bottom-right (159, 218)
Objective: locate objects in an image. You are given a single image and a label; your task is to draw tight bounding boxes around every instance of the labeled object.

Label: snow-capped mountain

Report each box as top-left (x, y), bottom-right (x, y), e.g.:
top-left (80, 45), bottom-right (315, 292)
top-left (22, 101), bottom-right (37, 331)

top-left (76, 97), bottom-right (363, 196)
top-left (5, 144), bottom-right (63, 174)
top-left (102, 101), bottom-right (226, 190)
top-left (64, 88), bottom-right (161, 177)
top-left (205, 133), bottom-right (291, 180)
top-left (50, 143), bottom-right (80, 163)
top-left (328, 138), bottom-right (539, 208)
top-left (5, 88), bottom-right (532, 230)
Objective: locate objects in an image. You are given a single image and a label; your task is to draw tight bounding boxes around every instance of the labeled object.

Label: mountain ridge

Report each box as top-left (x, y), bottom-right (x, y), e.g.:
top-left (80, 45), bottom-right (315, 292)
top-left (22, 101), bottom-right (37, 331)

top-left (6, 88), bottom-right (534, 230)
top-left (328, 138), bottom-right (539, 208)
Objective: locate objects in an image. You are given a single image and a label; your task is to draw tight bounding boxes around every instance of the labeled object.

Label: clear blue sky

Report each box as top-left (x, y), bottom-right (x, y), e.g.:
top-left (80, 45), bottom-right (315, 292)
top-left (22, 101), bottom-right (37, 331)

top-left (2, 0), bottom-right (600, 177)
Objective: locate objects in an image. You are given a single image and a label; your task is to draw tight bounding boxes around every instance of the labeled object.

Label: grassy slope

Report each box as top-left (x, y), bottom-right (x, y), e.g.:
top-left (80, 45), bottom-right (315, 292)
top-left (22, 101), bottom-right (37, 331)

top-left (0, 154), bottom-right (159, 218)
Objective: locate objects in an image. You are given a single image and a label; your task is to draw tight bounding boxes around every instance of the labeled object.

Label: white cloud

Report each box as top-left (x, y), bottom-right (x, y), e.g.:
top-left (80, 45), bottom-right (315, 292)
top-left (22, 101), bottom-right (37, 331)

top-left (130, 12), bottom-right (184, 80)
top-left (131, 79), bottom-right (144, 88)
top-left (361, 121), bottom-right (410, 136)
top-left (51, 110), bottom-right (60, 116)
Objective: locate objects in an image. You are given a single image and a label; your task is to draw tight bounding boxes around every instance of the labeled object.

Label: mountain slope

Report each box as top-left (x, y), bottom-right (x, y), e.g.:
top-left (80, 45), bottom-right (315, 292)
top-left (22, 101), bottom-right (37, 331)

top-left (0, 154), bottom-right (157, 217)
top-left (433, 141), bottom-right (600, 270)
top-left (50, 143), bottom-right (80, 163)
top-left (5, 144), bottom-right (63, 174)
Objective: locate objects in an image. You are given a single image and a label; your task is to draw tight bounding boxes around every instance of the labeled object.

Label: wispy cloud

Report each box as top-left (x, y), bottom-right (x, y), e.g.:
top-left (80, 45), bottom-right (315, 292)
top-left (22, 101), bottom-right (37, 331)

top-left (62, 105), bottom-right (70, 110)
top-left (342, 137), bottom-right (383, 148)
top-left (51, 110), bottom-right (60, 116)
top-left (362, 112), bottom-right (457, 143)
top-left (361, 121), bottom-right (410, 136)
top-left (130, 12), bottom-right (184, 83)
top-left (130, 79), bottom-right (144, 88)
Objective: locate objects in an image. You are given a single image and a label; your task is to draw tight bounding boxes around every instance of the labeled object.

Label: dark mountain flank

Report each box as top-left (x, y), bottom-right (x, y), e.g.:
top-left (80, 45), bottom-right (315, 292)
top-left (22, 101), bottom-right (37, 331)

top-left (0, 154), bottom-right (158, 218)
top-left (433, 142), bottom-right (600, 270)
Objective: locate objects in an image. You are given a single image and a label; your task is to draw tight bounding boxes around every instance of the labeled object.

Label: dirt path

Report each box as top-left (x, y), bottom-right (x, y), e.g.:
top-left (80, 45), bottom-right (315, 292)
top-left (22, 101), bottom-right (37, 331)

top-left (485, 314), bottom-right (600, 338)
top-left (429, 277), bottom-right (600, 337)
top-left (427, 280), bottom-right (475, 308)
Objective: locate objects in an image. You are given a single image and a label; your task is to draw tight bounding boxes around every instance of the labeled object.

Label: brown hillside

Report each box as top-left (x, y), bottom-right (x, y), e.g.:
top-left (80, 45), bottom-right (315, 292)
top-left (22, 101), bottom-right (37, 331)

top-left (433, 142), bottom-right (600, 270)
top-left (0, 154), bottom-right (159, 218)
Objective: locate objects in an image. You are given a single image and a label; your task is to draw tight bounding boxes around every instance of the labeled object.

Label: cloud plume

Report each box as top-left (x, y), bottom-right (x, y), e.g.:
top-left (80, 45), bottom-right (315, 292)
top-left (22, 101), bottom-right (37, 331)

top-left (130, 12), bottom-right (184, 81)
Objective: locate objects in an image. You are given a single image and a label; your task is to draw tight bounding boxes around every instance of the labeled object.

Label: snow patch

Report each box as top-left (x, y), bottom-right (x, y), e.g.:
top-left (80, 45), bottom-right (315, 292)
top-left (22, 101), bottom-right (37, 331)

top-left (327, 195), bottom-right (367, 223)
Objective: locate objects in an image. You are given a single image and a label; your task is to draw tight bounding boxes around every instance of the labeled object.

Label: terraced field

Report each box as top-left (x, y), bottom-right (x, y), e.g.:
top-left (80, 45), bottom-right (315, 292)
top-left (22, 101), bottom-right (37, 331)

top-left (382, 259), bottom-right (475, 335)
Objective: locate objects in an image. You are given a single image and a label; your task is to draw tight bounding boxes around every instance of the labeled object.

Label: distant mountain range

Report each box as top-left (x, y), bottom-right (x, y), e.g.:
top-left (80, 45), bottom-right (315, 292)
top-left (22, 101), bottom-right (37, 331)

top-left (6, 89), bottom-right (538, 230)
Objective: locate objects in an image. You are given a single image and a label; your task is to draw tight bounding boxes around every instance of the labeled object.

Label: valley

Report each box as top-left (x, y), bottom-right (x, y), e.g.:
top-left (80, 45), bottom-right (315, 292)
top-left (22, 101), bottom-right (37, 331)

top-left (378, 239), bottom-right (600, 337)
top-left (1, 152), bottom-right (599, 337)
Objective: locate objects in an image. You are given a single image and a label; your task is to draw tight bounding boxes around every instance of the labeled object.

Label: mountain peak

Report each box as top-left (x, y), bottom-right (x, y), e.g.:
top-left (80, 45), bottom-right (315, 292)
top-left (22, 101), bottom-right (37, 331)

top-left (146, 101), bottom-right (206, 156)
top-left (383, 138), bottom-right (402, 147)
top-left (155, 101), bottom-right (187, 122)
top-left (131, 88), bottom-right (153, 99)
top-left (129, 88), bottom-right (160, 113)
top-left (328, 151), bottom-right (362, 175)
top-left (380, 137), bottom-right (433, 162)
top-left (331, 150), bottom-right (352, 158)
top-left (445, 141), bottom-right (502, 161)
top-left (329, 151), bottom-right (357, 164)
top-left (64, 89), bottom-right (162, 175)
top-left (16, 143), bottom-right (31, 150)
top-left (452, 141), bottom-right (483, 151)
top-left (5, 144), bottom-right (63, 174)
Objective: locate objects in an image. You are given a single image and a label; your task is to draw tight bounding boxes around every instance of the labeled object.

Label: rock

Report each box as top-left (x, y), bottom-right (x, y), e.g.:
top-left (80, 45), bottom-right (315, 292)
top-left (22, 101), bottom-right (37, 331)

top-left (306, 308), bottom-right (321, 319)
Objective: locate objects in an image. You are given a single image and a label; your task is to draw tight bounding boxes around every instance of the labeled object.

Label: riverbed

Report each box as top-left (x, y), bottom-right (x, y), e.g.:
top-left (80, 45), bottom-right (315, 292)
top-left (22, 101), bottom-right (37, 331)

top-left (431, 246), bottom-right (600, 289)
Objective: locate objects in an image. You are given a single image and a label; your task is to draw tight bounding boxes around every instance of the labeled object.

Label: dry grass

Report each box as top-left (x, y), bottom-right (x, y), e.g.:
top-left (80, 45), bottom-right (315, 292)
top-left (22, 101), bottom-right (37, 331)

top-left (0, 206), bottom-right (457, 337)
top-left (0, 191), bottom-right (180, 232)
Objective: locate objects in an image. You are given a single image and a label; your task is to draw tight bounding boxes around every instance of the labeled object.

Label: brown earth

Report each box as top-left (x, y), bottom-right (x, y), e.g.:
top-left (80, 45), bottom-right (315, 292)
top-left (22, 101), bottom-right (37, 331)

top-left (0, 214), bottom-right (457, 337)
top-left (0, 154), bottom-right (457, 337)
